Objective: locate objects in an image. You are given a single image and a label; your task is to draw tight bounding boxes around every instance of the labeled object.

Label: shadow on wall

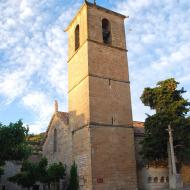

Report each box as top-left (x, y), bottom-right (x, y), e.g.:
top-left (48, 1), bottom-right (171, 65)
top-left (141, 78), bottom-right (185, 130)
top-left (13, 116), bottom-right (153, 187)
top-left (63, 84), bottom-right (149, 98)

top-left (69, 110), bottom-right (87, 132)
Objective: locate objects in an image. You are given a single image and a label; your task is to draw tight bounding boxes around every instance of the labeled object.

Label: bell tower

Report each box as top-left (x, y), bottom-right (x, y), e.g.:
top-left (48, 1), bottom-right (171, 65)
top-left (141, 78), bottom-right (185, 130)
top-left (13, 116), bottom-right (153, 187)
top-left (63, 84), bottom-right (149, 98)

top-left (66, 1), bottom-right (137, 189)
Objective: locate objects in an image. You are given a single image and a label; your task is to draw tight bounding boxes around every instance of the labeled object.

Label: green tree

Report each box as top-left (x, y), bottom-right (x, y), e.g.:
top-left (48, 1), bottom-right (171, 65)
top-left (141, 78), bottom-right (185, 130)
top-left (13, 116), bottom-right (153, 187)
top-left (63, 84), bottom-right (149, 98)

top-left (38, 159), bottom-right (66, 190)
top-left (37, 157), bottom-right (48, 183)
top-left (0, 120), bottom-right (31, 178)
top-left (9, 172), bottom-right (32, 190)
top-left (33, 157), bottom-right (52, 190)
top-left (140, 78), bottom-right (190, 166)
top-left (9, 160), bottom-right (38, 190)
top-left (47, 162), bottom-right (66, 190)
top-left (68, 162), bottom-right (79, 190)
top-left (9, 158), bottom-right (66, 190)
top-left (27, 133), bottom-right (45, 154)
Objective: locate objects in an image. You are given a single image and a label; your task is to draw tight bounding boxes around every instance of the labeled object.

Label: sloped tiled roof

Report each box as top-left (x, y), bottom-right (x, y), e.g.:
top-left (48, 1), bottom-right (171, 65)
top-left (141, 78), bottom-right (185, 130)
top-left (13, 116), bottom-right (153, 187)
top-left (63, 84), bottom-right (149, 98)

top-left (133, 121), bottom-right (144, 137)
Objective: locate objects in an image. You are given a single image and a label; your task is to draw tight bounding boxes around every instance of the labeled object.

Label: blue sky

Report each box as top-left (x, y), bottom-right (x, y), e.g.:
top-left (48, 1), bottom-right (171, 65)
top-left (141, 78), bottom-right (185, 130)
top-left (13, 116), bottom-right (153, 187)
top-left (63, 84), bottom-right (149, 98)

top-left (0, 0), bottom-right (190, 133)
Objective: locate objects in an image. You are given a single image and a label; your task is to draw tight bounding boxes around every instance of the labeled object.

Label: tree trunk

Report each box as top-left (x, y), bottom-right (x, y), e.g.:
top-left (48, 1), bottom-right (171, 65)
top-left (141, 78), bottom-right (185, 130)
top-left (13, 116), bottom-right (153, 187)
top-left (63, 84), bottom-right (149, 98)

top-left (48, 183), bottom-right (50, 190)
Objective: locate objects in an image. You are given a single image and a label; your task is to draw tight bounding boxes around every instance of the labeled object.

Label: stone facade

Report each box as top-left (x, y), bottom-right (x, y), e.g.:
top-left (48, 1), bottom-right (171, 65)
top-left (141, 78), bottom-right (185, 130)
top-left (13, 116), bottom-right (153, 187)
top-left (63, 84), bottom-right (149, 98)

top-left (0, 161), bottom-right (21, 190)
top-left (43, 111), bottom-right (72, 171)
top-left (133, 121), bottom-right (190, 190)
top-left (181, 165), bottom-right (190, 188)
top-left (65, 2), bottom-right (137, 190)
top-left (134, 121), bottom-right (169, 190)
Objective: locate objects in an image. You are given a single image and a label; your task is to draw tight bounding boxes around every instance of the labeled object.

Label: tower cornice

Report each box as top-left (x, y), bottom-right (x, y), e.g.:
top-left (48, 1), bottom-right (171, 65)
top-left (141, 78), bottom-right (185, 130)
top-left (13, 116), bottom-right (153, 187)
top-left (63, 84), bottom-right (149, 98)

top-left (85, 1), bottom-right (127, 18)
top-left (65, 1), bottom-right (127, 32)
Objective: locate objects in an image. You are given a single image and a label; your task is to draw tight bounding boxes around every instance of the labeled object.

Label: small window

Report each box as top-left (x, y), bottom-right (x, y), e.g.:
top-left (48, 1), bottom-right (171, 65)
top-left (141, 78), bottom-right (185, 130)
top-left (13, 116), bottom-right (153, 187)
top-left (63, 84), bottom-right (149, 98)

top-left (154, 177), bottom-right (158, 183)
top-left (166, 176), bottom-right (169, 183)
top-left (102, 18), bottom-right (112, 44)
top-left (160, 176), bottom-right (165, 183)
top-left (53, 128), bottom-right (57, 153)
top-left (147, 177), bottom-right (152, 183)
top-left (75, 25), bottom-right (80, 50)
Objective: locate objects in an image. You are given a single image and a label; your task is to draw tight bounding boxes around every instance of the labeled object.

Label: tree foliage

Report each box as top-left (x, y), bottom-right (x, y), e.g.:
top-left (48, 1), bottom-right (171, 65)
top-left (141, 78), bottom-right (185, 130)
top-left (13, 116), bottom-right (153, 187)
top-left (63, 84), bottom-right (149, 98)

top-left (0, 120), bottom-right (31, 178)
top-left (9, 157), bottom-right (66, 190)
top-left (47, 162), bottom-right (66, 183)
top-left (140, 78), bottom-right (190, 165)
top-left (68, 162), bottom-right (79, 190)
top-left (27, 133), bottom-right (45, 154)
top-left (9, 160), bottom-right (38, 189)
top-left (0, 120), bottom-right (31, 162)
top-left (37, 157), bottom-right (49, 184)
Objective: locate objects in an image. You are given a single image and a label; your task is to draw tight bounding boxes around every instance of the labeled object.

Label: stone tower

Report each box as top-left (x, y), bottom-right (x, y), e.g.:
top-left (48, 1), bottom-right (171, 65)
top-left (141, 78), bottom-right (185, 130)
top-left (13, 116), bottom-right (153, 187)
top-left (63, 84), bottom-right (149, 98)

top-left (66, 1), bottom-right (137, 190)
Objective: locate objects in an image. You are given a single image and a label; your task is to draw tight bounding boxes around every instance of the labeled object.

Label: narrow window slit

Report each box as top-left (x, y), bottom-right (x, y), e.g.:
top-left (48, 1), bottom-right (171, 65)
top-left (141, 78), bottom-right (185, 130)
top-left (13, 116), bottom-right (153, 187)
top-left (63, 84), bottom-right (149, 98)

top-left (109, 79), bottom-right (111, 87)
top-left (53, 128), bottom-right (57, 153)
top-left (75, 25), bottom-right (80, 50)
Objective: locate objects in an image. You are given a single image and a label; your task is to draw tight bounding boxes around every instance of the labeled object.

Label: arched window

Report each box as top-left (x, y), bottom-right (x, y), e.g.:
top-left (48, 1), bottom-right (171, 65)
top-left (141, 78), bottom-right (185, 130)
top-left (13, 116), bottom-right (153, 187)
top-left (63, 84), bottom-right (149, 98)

top-left (75, 25), bottom-right (80, 50)
top-left (160, 176), bottom-right (165, 183)
top-left (102, 18), bottom-right (112, 44)
top-left (154, 177), bottom-right (158, 183)
top-left (147, 177), bottom-right (152, 183)
top-left (53, 128), bottom-right (57, 153)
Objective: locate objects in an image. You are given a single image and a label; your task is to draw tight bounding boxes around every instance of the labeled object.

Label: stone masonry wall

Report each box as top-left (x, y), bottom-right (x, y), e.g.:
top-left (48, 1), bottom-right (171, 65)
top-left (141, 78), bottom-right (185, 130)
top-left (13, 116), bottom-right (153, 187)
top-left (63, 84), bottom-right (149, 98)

top-left (72, 127), bottom-right (92, 190)
top-left (0, 161), bottom-right (21, 190)
top-left (90, 126), bottom-right (137, 190)
top-left (87, 4), bottom-right (126, 49)
top-left (43, 114), bottom-right (72, 170)
top-left (181, 165), bottom-right (190, 187)
top-left (89, 76), bottom-right (133, 126)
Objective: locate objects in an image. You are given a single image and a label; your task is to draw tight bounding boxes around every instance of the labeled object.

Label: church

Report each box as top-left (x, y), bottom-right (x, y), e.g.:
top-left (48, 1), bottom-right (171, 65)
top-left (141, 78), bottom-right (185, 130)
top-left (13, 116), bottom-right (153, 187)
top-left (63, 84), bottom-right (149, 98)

top-left (42, 1), bottom-right (190, 190)
top-left (44, 1), bottom-right (138, 189)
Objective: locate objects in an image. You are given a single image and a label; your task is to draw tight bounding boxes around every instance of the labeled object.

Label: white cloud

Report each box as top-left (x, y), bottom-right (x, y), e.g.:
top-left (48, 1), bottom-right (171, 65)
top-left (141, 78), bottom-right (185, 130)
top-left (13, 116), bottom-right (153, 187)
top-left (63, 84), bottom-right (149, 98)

top-left (0, 70), bottom-right (28, 104)
top-left (115, 0), bottom-right (190, 121)
top-left (20, 0), bottom-right (33, 19)
top-left (116, 0), bottom-right (152, 17)
top-left (22, 91), bottom-right (53, 133)
top-left (141, 34), bottom-right (155, 44)
top-left (22, 91), bottom-right (52, 119)
top-left (0, 0), bottom-right (82, 132)
top-left (28, 121), bottom-right (49, 134)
